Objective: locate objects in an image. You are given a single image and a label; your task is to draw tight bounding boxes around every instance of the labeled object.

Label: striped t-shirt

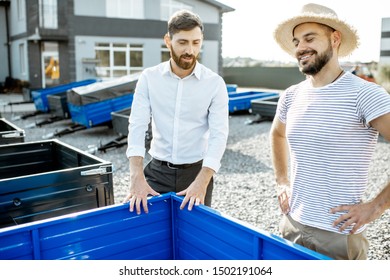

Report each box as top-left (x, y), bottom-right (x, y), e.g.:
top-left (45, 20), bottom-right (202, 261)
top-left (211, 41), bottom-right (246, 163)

top-left (277, 71), bottom-right (390, 234)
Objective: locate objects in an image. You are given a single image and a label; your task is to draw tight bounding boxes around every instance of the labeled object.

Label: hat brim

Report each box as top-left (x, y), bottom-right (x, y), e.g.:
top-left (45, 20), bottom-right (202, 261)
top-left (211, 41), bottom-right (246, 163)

top-left (274, 15), bottom-right (359, 58)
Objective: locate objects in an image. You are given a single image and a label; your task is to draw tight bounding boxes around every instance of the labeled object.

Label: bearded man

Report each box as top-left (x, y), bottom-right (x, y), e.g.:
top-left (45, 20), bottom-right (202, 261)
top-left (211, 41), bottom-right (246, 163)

top-left (270, 3), bottom-right (390, 259)
top-left (124, 10), bottom-right (229, 214)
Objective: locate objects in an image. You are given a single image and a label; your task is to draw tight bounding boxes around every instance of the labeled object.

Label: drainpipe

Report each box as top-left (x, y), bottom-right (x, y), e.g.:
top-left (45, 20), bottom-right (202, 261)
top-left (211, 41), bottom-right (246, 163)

top-left (3, 0), bottom-right (11, 77)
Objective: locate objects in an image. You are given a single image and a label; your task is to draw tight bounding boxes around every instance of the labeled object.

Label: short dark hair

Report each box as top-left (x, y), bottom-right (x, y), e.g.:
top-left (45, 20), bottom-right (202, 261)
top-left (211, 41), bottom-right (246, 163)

top-left (167, 10), bottom-right (204, 38)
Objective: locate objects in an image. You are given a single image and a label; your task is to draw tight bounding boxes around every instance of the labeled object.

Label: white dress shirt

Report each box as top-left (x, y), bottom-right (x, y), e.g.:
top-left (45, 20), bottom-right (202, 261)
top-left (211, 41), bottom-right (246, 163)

top-left (126, 61), bottom-right (229, 172)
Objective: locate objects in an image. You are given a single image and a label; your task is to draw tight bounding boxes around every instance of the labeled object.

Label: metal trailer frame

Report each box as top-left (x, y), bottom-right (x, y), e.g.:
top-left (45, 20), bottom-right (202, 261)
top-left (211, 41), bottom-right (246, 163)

top-left (0, 118), bottom-right (25, 144)
top-left (0, 139), bottom-right (114, 229)
top-left (0, 193), bottom-right (331, 260)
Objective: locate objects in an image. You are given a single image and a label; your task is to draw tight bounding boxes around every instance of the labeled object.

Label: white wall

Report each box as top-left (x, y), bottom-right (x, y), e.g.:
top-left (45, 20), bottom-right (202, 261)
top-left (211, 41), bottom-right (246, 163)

top-left (9, 0), bottom-right (27, 36)
top-left (10, 39), bottom-right (29, 81)
top-left (380, 18), bottom-right (390, 65)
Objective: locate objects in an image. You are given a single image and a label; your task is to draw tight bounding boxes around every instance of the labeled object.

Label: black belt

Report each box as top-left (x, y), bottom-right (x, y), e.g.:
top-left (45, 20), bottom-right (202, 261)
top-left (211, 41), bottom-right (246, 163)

top-left (152, 158), bottom-right (202, 169)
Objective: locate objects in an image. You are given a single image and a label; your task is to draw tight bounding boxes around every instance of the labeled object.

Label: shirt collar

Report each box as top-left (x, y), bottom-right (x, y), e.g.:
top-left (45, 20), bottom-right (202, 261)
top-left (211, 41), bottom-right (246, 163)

top-left (163, 60), bottom-right (201, 80)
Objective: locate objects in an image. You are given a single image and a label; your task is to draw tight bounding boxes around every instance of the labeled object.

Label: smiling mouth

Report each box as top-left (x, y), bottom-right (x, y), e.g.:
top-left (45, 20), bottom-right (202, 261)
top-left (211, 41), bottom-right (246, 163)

top-left (299, 54), bottom-right (313, 62)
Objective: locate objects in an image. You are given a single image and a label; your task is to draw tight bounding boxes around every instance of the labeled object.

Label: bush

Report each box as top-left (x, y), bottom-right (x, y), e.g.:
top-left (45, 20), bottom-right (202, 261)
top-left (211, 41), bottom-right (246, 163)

top-left (376, 64), bottom-right (390, 93)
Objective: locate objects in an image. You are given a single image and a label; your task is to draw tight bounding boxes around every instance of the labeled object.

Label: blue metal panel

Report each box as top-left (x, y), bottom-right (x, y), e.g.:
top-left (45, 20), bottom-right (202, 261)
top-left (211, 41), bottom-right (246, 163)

top-left (68, 93), bottom-right (133, 128)
top-left (0, 230), bottom-right (34, 259)
top-left (228, 91), bottom-right (279, 113)
top-left (0, 195), bottom-right (173, 260)
top-left (40, 199), bottom-right (171, 260)
top-left (31, 79), bottom-right (99, 112)
top-left (175, 209), bottom-right (256, 259)
top-left (170, 195), bottom-right (330, 260)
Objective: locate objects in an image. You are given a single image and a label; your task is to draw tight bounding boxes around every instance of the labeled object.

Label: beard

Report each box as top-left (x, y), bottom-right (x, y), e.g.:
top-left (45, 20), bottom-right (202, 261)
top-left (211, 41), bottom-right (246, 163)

top-left (297, 40), bottom-right (333, 75)
top-left (171, 47), bottom-right (198, 70)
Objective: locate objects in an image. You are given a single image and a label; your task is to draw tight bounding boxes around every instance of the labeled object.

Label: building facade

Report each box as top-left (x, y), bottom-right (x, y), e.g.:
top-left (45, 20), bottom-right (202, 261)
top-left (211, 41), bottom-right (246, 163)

top-left (0, 0), bottom-right (233, 89)
top-left (380, 17), bottom-right (390, 65)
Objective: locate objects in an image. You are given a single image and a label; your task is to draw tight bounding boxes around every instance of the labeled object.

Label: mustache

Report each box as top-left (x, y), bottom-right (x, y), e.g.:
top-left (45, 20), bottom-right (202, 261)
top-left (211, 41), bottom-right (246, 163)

top-left (296, 49), bottom-right (316, 57)
top-left (181, 54), bottom-right (195, 59)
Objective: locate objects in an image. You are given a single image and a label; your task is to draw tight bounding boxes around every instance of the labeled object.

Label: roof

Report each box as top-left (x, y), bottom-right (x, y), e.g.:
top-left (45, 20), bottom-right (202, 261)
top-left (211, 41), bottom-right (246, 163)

top-left (201, 0), bottom-right (235, 13)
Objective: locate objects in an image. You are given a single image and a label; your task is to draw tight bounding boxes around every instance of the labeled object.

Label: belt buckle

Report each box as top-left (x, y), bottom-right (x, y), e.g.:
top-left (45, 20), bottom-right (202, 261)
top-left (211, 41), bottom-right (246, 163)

top-left (167, 162), bottom-right (178, 169)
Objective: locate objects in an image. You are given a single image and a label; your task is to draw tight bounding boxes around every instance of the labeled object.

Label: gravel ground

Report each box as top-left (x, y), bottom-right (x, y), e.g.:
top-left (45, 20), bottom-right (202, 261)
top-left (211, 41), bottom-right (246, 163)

top-left (1, 94), bottom-right (389, 260)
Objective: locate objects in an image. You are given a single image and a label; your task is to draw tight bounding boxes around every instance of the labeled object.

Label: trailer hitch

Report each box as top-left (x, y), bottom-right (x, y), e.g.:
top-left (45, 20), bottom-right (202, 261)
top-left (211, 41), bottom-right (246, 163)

top-left (80, 165), bottom-right (113, 176)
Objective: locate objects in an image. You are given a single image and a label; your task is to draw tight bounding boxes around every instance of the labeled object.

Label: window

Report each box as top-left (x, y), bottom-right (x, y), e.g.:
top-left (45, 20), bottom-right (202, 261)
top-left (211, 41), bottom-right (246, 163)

top-left (16, 0), bottom-right (25, 21)
top-left (106, 0), bottom-right (144, 19)
top-left (161, 0), bottom-right (193, 21)
top-left (161, 44), bottom-right (170, 62)
top-left (19, 43), bottom-right (26, 75)
top-left (130, 44), bottom-right (143, 67)
top-left (95, 43), bottom-right (144, 78)
top-left (42, 42), bottom-right (60, 87)
top-left (39, 0), bottom-right (58, 29)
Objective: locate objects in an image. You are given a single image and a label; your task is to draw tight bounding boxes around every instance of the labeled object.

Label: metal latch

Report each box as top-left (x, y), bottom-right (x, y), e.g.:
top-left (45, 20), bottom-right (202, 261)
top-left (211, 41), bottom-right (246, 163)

top-left (80, 165), bottom-right (113, 176)
top-left (1, 131), bottom-right (25, 138)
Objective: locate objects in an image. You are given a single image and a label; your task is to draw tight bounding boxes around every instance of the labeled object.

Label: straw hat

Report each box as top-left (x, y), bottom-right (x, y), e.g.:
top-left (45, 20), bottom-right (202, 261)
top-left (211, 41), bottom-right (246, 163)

top-left (273, 3), bottom-right (359, 57)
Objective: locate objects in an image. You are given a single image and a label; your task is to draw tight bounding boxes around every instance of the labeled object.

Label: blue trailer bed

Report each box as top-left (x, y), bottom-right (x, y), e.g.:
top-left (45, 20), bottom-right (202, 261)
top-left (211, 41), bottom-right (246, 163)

top-left (66, 74), bottom-right (139, 128)
top-left (0, 193), bottom-right (330, 260)
top-left (68, 94), bottom-right (134, 128)
top-left (228, 91), bottom-right (279, 113)
top-left (31, 79), bottom-right (99, 112)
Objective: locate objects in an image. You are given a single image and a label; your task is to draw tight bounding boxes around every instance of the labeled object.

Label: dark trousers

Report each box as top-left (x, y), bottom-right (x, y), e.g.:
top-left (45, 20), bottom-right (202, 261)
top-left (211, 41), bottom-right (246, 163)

top-left (144, 158), bottom-right (214, 206)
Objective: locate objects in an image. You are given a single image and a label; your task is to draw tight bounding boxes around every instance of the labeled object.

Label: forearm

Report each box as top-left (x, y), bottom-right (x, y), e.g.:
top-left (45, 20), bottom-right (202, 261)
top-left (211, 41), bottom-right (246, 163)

top-left (270, 128), bottom-right (289, 185)
top-left (195, 167), bottom-right (215, 189)
top-left (129, 156), bottom-right (145, 181)
top-left (270, 123), bottom-right (291, 214)
top-left (125, 156), bottom-right (159, 213)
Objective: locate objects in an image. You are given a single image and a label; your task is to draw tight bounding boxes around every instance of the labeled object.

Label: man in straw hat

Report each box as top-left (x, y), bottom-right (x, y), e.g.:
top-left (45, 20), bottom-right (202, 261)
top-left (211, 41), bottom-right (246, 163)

top-left (270, 3), bottom-right (390, 259)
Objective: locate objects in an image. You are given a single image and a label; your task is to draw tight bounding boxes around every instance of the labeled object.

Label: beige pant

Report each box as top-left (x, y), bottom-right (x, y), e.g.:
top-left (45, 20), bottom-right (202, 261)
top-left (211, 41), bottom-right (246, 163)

top-left (279, 215), bottom-right (369, 260)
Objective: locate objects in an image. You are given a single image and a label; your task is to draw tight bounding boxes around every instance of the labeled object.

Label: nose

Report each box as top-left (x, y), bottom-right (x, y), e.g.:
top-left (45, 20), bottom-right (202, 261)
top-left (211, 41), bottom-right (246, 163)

top-left (185, 44), bottom-right (195, 55)
top-left (295, 41), bottom-right (310, 57)
top-left (295, 40), bottom-right (306, 52)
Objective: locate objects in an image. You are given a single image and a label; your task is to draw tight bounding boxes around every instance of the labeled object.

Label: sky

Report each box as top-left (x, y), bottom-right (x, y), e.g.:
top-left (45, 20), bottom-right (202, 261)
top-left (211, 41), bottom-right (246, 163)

top-left (218, 0), bottom-right (390, 63)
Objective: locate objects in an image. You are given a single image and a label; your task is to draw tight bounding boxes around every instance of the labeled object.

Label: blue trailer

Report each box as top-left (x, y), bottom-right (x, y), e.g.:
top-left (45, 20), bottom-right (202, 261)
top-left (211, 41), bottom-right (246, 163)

top-left (251, 95), bottom-right (280, 118)
top-left (0, 192), bottom-right (331, 260)
top-left (66, 74), bottom-right (139, 128)
top-left (67, 94), bottom-right (134, 128)
top-left (226, 84), bottom-right (238, 93)
top-left (228, 91), bottom-right (279, 113)
top-left (31, 79), bottom-right (99, 113)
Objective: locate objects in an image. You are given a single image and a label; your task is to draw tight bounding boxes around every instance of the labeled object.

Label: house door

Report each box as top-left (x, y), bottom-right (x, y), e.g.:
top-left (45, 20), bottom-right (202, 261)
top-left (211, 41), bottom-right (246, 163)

top-left (41, 42), bottom-right (60, 88)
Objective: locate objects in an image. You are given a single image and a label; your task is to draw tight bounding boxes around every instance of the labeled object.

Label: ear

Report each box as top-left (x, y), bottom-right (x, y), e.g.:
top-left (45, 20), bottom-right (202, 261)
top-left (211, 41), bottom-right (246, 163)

top-left (164, 33), bottom-right (171, 49)
top-left (332, 30), bottom-right (342, 49)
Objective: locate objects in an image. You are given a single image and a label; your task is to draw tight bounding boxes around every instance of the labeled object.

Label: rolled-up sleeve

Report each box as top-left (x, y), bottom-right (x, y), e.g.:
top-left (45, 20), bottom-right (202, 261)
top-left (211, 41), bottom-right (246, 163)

top-left (126, 73), bottom-right (151, 158)
top-left (202, 77), bottom-right (229, 173)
